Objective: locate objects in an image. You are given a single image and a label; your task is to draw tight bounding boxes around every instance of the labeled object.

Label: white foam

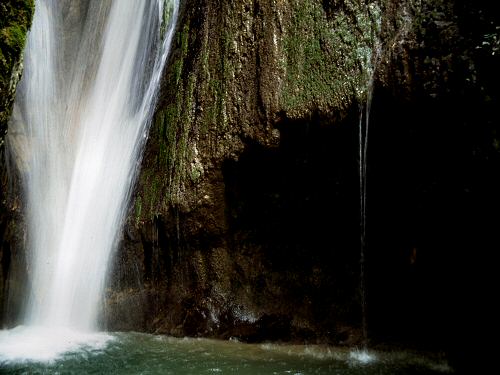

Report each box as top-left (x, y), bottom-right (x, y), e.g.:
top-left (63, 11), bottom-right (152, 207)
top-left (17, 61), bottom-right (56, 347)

top-left (349, 348), bottom-right (377, 364)
top-left (0, 326), bottom-right (112, 363)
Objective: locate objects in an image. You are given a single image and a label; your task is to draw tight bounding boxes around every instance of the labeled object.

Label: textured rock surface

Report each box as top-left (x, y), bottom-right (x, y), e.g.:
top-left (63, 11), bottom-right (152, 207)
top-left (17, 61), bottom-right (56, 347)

top-left (106, 0), bottom-right (500, 358)
top-left (0, 0), bottom-right (33, 323)
top-left (106, 0), bottom-right (383, 344)
top-left (0, 0), bottom-right (33, 143)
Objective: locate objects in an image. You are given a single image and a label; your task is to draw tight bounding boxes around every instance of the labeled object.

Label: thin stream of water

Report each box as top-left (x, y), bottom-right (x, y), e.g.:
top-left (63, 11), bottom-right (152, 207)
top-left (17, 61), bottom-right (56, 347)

top-left (359, 54), bottom-right (377, 348)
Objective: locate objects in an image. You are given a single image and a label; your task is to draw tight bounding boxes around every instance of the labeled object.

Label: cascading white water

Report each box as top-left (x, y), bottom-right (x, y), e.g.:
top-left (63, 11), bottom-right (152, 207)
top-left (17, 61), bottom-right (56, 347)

top-left (0, 0), bottom-right (179, 361)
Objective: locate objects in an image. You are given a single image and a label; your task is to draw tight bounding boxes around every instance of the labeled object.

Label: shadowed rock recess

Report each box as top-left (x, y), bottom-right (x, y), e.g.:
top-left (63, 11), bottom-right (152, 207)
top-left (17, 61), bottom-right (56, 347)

top-left (1, 0), bottom-right (498, 369)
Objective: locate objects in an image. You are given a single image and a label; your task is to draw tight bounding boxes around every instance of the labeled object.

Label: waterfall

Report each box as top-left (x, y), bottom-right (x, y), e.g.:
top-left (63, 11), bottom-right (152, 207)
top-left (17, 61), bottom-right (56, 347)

top-left (0, 0), bottom-right (179, 361)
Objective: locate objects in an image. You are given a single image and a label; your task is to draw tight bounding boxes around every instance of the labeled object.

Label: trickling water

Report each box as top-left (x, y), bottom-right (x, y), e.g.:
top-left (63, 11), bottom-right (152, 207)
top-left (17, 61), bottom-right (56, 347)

top-left (359, 56), bottom-right (376, 349)
top-left (0, 0), bottom-right (178, 360)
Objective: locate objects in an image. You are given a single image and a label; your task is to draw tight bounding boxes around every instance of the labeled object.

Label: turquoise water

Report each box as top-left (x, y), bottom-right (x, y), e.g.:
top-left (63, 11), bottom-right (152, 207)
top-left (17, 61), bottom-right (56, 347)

top-left (0, 332), bottom-right (452, 374)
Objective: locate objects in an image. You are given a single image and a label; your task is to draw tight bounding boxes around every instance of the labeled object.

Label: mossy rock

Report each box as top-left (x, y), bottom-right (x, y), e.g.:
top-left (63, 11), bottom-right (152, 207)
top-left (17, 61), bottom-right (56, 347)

top-left (0, 0), bottom-right (34, 143)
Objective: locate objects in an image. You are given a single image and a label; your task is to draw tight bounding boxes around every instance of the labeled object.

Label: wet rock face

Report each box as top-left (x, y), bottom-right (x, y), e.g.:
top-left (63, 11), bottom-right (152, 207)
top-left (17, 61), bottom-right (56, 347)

top-left (0, 0), bottom-right (33, 144)
top-left (107, 0), bottom-right (380, 344)
top-left (0, 0), bottom-right (33, 323)
top-left (0, 0), bottom-right (34, 145)
top-left (108, 0), bottom-right (500, 353)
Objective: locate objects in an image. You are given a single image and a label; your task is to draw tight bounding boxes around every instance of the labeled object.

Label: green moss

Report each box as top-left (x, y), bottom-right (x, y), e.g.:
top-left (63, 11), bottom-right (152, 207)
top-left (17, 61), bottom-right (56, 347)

top-left (1, 24), bottom-right (26, 51)
top-left (281, 0), bottom-right (381, 116)
top-left (1, 0), bottom-right (35, 141)
top-left (181, 24), bottom-right (190, 56)
top-left (190, 166), bottom-right (202, 182)
top-left (142, 21), bottom-right (194, 212)
top-left (135, 197), bottom-right (142, 226)
top-left (172, 59), bottom-right (184, 87)
top-left (160, 0), bottom-right (175, 40)
top-left (137, 0), bottom-right (382, 219)
top-left (148, 11), bottom-right (233, 209)
top-left (0, 0), bottom-right (34, 69)
top-left (139, 18), bottom-right (203, 213)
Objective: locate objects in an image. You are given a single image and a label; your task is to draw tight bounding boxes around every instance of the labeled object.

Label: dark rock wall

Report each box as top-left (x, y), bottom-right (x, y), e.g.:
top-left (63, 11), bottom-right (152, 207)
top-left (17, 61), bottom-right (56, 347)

top-left (369, 0), bottom-right (499, 367)
top-left (0, 0), bottom-right (33, 138)
top-left (107, 0), bottom-right (382, 344)
top-left (0, 0), bottom-right (33, 324)
top-left (107, 0), bottom-right (500, 358)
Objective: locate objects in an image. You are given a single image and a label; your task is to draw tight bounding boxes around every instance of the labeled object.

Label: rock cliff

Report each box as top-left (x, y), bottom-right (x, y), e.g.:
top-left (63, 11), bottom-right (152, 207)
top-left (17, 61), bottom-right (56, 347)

top-left (0, 0), bottom-right (33, 323)
top-left (106, 0), bottom-right (500, 360)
